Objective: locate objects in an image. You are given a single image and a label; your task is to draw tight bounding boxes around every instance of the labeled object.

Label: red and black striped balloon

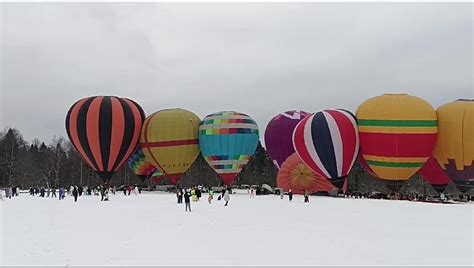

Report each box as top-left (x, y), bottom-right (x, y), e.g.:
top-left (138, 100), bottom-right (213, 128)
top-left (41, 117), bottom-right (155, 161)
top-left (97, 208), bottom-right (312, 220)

top-left (65, 96), bottom-right (145, 183)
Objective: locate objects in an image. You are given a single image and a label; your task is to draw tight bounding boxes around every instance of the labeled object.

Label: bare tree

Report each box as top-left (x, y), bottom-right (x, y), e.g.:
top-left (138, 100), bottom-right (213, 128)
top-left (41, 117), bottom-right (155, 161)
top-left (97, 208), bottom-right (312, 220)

top-left (48, 136), bottom-right (68, 188)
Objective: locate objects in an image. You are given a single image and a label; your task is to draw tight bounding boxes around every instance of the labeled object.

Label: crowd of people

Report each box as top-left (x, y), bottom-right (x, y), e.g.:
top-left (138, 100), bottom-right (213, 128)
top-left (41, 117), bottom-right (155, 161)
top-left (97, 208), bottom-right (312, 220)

top-left (2, 184), bottom-right (471, 206)
top-left (175, 186), bottom-right (232, 212)
top-left (0, 184), bottom-right (146, 202)
top-left (1, 185), bottom-right (20, 199)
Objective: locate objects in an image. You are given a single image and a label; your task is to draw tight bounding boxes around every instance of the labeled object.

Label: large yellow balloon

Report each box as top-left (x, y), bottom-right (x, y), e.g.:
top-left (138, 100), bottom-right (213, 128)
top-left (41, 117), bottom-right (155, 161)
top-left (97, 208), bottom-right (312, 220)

top-left (140, 108), bottom-right (201, 184)
top-left (433, 100), bottom-right (474, 192)
top-left (356, 94), bottom-right (438, 182)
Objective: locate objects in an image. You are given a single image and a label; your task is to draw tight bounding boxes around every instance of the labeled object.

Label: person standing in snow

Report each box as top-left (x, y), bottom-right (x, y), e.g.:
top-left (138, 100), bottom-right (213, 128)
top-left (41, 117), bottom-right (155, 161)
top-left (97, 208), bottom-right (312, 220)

top-left (196, 188), bottom-right (201, 201)
top-left (127, 185), bottom-right (132, 196)
top-left (440, 193), bottom-right (446, 202)
top-left (288, 189), bottom-right (293, 201)
top-left (191, 188), bottom-right (197, 202)
top-left (72, 186), bottom-right (78, 202)
top-left (304, 190), bottom-right (309, 203)
top-left (100, 186), bottom-right (105, 201)
top-left (58, 187), bottom-right (64, 200)
top-left (133, 185), bottom-right (139, 195)
top-left (250, 188), bottom-right (255, 199)
top-left (184, 189), bottom-right (192, 212)
top-left (176, 188), bottom-right (183, 204)
top-left (78, 186), bottom-right (83, 196)
top-left (51, 188), bottom-right (57, 198)
top-left (223, 189), bottom-right (230, 206)
top-left (5, 187), bottom-right (11, 199)
top-left (208, 189), bottom-right (214, 204)
top-left (11, 185), bottom-right (16, 197)
top-left (221, 188), bottom-right (226, 199)
top-left (103, 187), bottom-right (109, 201)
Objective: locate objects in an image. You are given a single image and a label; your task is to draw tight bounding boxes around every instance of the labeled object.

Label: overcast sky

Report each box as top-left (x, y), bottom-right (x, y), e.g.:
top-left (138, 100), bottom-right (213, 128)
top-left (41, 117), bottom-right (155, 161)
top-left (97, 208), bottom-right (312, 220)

top-left (1, 2), bottom-right (472, 145)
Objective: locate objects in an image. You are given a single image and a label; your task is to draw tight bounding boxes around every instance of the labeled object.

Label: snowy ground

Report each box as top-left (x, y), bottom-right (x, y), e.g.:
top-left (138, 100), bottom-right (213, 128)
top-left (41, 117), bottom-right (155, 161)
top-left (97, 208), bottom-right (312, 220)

top-left (1, 191), bottom-right (473, 266)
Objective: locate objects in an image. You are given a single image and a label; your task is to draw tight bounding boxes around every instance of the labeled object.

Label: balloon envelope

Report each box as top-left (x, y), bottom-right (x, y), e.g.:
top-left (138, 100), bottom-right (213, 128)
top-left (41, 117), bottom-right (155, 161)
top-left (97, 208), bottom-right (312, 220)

top-left (65, 96), bottom-right (145, 183)
top-left (140, 108), bottom-right (201, 185)
top-left (293, 109), bottom-right (359, 188)
top-left (265, 110), bottom-right (310, 168)
top-left (433, 99), bottom-right (474, 192)
top-left (277, 153), bottom-right (335, 194)
top-left (356, 94), bottom-right (437, 185)
top-left (199, 111), bottom-right (259, 186)
top-left (128, 147), bottom-right (157, 182)
top-left (419, 156), bottom-right (451, 194)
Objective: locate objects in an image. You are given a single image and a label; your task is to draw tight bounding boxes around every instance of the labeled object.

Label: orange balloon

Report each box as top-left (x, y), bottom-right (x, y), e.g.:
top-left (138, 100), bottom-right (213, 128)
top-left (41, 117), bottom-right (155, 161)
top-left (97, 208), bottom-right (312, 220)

top-left (277, 153), bottom-right (335, 194)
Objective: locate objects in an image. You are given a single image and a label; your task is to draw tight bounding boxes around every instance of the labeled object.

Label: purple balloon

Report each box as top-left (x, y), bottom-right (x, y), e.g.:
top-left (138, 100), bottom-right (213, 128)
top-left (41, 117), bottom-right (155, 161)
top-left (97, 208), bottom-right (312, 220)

top-left (264, 110), bottom-right (311, 168)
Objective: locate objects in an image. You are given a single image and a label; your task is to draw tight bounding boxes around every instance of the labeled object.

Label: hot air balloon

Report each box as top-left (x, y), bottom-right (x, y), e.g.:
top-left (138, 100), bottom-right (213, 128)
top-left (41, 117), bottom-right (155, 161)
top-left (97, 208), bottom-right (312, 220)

top-left (128, 147), bottom-right (157, 183)
top-left (199, 111), bottom-right (259, 186)
top-left (433, 99), bottom-right (474, 193)
top-left (265, 110), bottom-right (310, 168)
top-left (277, 153), bottom-right (335, 194)
top-left (65, 96), bottom-right (145, 183)
top-left (356, 94), bottom-right (438, 192)
top-left (419, 156), bottom-right (451, 194)
top-left (293, 109), bottom-right (359, 188)
top-left (140, 108), bottom-right (201, 185)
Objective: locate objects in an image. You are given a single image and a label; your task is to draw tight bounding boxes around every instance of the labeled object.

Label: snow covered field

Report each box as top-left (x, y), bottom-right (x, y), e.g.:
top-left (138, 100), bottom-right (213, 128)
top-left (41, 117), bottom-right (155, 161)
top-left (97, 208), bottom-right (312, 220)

top-left (1, 191), bottom-right (473, 266)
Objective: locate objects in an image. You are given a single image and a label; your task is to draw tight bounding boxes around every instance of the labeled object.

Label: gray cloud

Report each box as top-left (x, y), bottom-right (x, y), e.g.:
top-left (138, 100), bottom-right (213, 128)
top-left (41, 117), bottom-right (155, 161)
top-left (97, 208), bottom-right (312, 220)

top-left (1, 2), bottom-right (472, 145)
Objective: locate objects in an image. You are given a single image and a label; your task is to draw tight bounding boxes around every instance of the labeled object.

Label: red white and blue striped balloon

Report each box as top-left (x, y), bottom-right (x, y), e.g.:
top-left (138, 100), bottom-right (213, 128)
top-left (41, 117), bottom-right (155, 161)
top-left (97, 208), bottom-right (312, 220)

top-left (292, 109), bottom-right (359, 188)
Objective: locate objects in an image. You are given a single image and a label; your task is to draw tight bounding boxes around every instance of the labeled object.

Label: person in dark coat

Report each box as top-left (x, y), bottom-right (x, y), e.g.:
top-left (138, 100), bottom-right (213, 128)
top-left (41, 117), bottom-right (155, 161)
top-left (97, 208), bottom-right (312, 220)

top-left (78, 186), bottom-right (83, 196)
top-left (58, 187), bottom-right (64, 200)
top-left (40, 188), bottom-right (45, 197)
top-left (176, 188), bottom-right (183, 204)
top-left (51, 188), bottom-right (57, 198)
top-left (72, 186), bottom-right (78, 202)
top-left (221, 188), bottom-right (226, 199)
top-left (100, 186), bottom-right (105, 201)
top-left (29, 187), bottom-right (34, 195)
top-left (196, 188), bottom-right (201, 200)
top-left (11, 186), bottom-right (17, 197)
top-left (304, 190), bottom-right (309, 203)
top-left (123, 186), bottom-right (127, 196)
top-left (288, 189), bottom-right (293, 201)
top-left (184, 189), bottom-right (192, 212)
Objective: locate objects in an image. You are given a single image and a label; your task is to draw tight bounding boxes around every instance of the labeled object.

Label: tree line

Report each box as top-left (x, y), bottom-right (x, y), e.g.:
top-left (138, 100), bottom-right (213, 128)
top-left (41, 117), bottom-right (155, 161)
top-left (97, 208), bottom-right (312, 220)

top-left (0, 127), bottom-right (461, 196)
